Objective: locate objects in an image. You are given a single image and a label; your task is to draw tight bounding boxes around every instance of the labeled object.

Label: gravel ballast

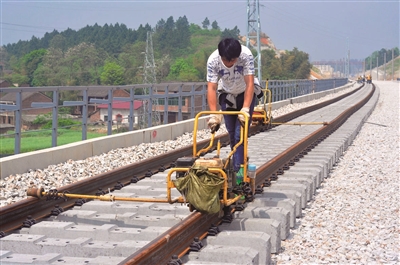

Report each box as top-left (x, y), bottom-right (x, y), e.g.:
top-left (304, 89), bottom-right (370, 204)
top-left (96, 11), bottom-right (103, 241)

top-left (274, 81), bottom-right (399, 264)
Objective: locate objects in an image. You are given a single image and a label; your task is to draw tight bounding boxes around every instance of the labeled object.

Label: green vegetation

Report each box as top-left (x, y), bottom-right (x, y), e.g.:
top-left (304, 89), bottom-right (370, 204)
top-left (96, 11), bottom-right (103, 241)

top-left (365, 48), bottom-right (399, 70)
top-left (376, 55), bottom-right (400, 77)
top-left (1, 15), bottom-right (313, 88)
top-left (0, 129), bottom-right (107, 155)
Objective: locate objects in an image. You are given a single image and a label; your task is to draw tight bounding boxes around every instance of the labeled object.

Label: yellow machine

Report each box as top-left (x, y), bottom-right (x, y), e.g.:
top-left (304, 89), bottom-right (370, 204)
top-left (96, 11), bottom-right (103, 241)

top-left (167, 110), bottom-right (255, 213)
top-left (251, 80), bottom-right (273, 128)
top-left (28, 110), bottom-right (256, 214)
top-left (366, 74), bottom-right (372, 84)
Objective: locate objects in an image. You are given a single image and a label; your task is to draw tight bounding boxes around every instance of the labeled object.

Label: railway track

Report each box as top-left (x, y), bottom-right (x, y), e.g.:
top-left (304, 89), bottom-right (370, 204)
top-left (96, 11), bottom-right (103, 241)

top-left (0, 83), bottom-right (377, 264)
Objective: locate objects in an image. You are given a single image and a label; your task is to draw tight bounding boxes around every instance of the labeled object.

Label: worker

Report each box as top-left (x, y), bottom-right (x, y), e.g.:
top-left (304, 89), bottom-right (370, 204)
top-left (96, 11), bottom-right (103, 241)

top-left (367, 74), bottom-right (372, 84)
top-left (206, 38), bottom-right (256, 175)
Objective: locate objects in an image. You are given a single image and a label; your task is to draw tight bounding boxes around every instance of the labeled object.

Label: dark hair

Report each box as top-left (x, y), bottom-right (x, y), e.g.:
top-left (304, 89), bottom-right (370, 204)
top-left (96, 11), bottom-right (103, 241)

top-left (218, 38), bottom-right (241, 61)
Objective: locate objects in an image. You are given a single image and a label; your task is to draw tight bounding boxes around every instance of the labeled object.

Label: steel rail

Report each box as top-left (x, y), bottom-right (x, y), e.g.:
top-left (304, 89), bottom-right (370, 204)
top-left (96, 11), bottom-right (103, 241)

top-left (117, 84), bottom-right (372, 265)
top-left (123, 211), bottom-right (220, 265)
top-left (255, 83), bottom-right (375, 187)
top-left (0, 134), bottom-right (232, 233)
top-left (0, 83), bottom-right (365, 239)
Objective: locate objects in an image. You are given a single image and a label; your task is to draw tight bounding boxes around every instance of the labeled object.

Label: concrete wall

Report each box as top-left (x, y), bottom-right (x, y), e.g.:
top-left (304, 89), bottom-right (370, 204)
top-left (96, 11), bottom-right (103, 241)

top-left (0, 82), bottom-right (355, 179)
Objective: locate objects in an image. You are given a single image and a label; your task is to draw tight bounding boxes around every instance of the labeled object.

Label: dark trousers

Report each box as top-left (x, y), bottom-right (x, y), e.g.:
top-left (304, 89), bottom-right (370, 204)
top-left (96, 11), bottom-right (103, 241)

top-left (219, 92), bottom-right (256, 172)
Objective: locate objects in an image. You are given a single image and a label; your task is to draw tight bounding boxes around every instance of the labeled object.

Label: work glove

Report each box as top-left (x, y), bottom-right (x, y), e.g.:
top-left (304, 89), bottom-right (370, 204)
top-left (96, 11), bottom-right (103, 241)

top-left (208, 112), bottom-right (223, 133)
top-left (238, 107), bottom-right (250, 127)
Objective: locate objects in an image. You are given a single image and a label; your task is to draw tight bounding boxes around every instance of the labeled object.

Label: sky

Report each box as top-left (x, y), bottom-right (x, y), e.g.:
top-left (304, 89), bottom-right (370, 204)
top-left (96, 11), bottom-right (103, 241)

top-left (1, 0), bottom-right (399, 62)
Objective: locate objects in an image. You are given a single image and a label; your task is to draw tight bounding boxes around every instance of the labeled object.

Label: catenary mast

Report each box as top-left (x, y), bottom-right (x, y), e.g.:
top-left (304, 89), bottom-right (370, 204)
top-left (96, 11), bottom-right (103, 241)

top-left (141, 31), bottom-right (160, 128)
top-left (246, 0), bottom-right (262, 81)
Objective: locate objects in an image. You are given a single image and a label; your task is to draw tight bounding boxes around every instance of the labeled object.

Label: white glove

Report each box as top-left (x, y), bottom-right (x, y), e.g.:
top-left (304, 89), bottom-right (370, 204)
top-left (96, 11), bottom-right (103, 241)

top-left (238, 107), bottom-right (250, 127)
top-left (208, 112), bottom-right (223, 133)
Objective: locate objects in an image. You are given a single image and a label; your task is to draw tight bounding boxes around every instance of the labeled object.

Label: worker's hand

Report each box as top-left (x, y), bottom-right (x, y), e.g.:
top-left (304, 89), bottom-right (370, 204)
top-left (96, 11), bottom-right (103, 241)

top-left (238, 107), bottom-right (250, 127)
top-left (208, 112), bottom-right (223, 133)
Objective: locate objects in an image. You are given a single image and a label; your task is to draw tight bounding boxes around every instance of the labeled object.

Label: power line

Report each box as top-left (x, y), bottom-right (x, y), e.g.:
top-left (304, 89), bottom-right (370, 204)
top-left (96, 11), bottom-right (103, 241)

top-left (0, 22), bottom-right (60, 30)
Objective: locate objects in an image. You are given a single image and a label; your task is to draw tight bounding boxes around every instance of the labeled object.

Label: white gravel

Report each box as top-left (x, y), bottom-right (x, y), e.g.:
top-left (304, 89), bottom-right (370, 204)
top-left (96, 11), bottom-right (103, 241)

top-left (274, 81), bottom-right (399, 264)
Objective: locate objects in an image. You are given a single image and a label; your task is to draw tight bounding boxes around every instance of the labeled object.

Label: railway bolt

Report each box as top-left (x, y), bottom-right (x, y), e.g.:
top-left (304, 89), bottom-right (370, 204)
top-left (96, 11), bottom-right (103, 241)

top-left (158, 165), bottom-right (166, 172)
top-left (167, 255), bottom-right (183, 265)
top-left (74, 198), bottom-right (86, 206)
top-left (270, 173), bottom-right (278, 180)
top-left (263, 179), bottom-right (271, 187)
top-left (130, 176), bottom-right (139, 183)
top-left (255, 185), bottom-right (264, 194)
top-left (22, 215), bottom-right (36, 228)
top-left (50, 205), bottom-right (64, 216)
top-left (95, 189), bottom-right (106, 196)
top-left (145, 170), bottom-right (153, 178)
top-left (189, 237), bottom-right (204, 252)
top-left (114, 181), bottom-right (124, 190)
top-left (208, 224), bottom-right (220, 236)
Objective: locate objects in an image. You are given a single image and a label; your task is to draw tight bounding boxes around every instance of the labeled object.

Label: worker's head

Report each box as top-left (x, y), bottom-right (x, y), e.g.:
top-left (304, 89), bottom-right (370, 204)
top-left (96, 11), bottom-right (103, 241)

top-left (218, 38), bottom-right (241, 68)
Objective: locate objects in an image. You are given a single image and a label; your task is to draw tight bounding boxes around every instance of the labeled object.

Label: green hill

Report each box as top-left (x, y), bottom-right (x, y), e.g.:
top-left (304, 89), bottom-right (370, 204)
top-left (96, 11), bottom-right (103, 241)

top-left (0, 17), bottom-right (313, 86)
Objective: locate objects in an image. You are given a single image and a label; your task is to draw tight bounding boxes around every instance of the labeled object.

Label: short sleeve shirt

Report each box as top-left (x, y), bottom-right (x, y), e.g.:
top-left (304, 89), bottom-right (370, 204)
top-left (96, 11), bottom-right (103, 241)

top-left (206, 45), bottom-right (255, 95)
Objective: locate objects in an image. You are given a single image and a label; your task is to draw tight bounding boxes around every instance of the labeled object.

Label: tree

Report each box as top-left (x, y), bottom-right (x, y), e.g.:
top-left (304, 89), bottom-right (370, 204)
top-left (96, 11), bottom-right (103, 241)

top-left (261, 49), bottom-right (276, 79)
top-left (137, 24), bottom-right (152, 42)
top-left (167, 57), bottom-right (200, 81)
top-left (2, 18), bottom-right (318, 86)
top-left (202, 17), bottom-right (210, 29)
top-left (19, 49), bottom-right (47, 84)
top-left (220, 26), bottom-right (240, 40)
top-left (155, 54), bottom-right (172, 81)
top-left (174, 16), bottom-right (191, 51)
top-left (118, 41), bottom-right (146, 84)
top-left (32, 47), bottom-right (66, 86)
top-left (11, 73), bottom-right (29, 85)
top-left (49, 35), bottom-right (67, 51)
top-left (211, 20), bottom-right (220, 30)
top-left (154, 16), bottom-right (175, 55)
top-left (63, 42), bottom-right (105, 85)
top-left (295, 61), bottom-right (311, 79)
top-left (192, 50), bottom-right (209, 80)
top-left (100, 61), bottom-right (125, 85)
top-left (267, 59), bottom-right (283, 80)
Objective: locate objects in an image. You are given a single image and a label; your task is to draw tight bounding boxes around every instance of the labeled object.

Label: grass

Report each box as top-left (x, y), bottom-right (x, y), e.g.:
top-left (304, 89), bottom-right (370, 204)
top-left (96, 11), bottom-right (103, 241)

top-left (0, 128), bottom-right (107, 155)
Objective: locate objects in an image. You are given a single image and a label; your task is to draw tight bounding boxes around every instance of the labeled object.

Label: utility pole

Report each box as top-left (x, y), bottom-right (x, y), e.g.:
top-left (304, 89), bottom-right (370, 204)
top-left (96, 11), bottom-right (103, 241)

top-left (392, 48), bottom-right (394, 80)
top-left (376, 57), bottom-right (379, 81)
top-left (369, 56), bottom-right (372, 74)
top-left (344, 38), bottom-right (350, 78)
top-left (343, 58), bottom-right (345, 77)
top-left (141, 31), bottom-right (160, 128)
top-left (363, 59), bottom-right (365, 76)
top-left (335, 60), bottom-right (338, 77)
top-left (384, 52), bottom-right (386, 81)
top-left (246, 0), bottom-right (262, 81)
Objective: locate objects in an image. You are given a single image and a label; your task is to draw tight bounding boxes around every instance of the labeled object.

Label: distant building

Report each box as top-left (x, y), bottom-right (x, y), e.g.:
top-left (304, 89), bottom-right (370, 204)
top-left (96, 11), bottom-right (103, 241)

top-left (0, 80), bottom-right (11, 88)
top-left (0, 91), bottom-right (52, 125)
top-left (152, 82), bottom-right (206, 123)
top-left (76, 87), bottom-right (132, 123)
top-left (313, 65), bottom-right (334, 78)
top-left (96, 101), bottom-right (143, 125)
top-left (82, 83), bottom-right (207, 125)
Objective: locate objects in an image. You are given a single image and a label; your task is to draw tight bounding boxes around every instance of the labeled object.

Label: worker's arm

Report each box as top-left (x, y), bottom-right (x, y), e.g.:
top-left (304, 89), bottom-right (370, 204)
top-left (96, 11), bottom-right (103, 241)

top-left (207, 82), bottom-right (218, 111)
top-left (243, 75), bottom-right (255, 109)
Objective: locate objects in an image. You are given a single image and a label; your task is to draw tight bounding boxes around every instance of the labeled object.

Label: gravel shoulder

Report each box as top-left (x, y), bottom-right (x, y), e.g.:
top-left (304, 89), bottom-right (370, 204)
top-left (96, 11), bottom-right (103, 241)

top-left (274, 81), bottom-right (400, 264)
